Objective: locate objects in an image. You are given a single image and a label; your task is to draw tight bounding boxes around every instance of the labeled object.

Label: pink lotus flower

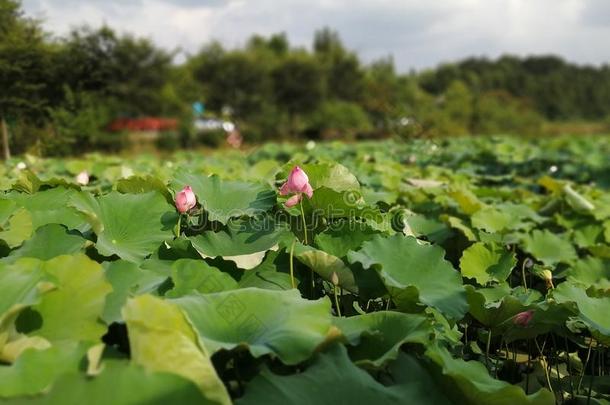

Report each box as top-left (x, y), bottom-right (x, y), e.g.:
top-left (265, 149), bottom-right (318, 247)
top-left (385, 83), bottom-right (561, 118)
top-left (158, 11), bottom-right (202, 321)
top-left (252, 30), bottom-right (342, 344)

top-left (513, 310), bottom-right (534, 327)
top-left (280, 166), bottom-right (313, 208)
top-left (76, 170), bottom-right (89, 186)
top-left (175, 186), bottom-right (197, 213)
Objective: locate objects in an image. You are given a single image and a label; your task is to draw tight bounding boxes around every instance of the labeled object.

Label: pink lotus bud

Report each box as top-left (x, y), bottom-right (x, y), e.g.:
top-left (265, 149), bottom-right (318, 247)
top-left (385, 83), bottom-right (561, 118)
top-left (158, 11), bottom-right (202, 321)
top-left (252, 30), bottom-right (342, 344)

top-left (284, 194), bottom-right (302, 208)
top-left (175, 186), bottom-right (197, 213)
top-left (280, 166), bottom-right (311, 196)
top-left (513, 310), bottom-right (534, 327)
top-left (76, 170), bottom-right (89, 186)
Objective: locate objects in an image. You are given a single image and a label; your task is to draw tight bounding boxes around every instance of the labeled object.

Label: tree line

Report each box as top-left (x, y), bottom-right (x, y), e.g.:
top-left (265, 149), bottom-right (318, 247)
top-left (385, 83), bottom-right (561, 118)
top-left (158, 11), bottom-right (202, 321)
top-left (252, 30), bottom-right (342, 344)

top-left (1, 0), bottom-right (610, 156)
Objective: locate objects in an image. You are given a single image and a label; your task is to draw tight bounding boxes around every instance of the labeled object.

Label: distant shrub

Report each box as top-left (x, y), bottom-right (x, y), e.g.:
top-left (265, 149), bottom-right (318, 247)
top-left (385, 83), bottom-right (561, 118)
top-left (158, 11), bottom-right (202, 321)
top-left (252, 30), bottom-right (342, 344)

top-left (307, 101), bottom-right (373, 139)
top-left (473, 91), bottom-right (544, 135)
top-left (156, 130), bottom-right (181, 151)
top-left (47, 88), bottom-right (114, 155)
top-left (197, 129), bottom-right (227, 148)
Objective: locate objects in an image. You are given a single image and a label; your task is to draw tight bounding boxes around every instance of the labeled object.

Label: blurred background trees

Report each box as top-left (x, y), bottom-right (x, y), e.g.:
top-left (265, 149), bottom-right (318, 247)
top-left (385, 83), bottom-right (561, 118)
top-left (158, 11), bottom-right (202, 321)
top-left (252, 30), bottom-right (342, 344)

top-left (1, 0), bottom-right (610, 156)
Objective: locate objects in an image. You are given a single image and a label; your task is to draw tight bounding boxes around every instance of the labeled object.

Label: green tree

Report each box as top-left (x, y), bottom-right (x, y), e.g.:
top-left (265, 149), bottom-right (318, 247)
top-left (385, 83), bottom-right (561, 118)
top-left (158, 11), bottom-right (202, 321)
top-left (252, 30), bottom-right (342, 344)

top-left (0, 0), bottom-right (54, 159)
top-left (272, 53), bottom-right (324, 135)
top-left (473, 90), bottom-right (543, 135)
top-left (314, 28), bottom-right (365, 102)
top-left (308, 100), bottom-right (372, 139)
top-left (58, 26), bottom-right (174, 116)
top-left (434, 80), bottom-right (474, 135)
top-left (192, 48), bottom-right (272, 121)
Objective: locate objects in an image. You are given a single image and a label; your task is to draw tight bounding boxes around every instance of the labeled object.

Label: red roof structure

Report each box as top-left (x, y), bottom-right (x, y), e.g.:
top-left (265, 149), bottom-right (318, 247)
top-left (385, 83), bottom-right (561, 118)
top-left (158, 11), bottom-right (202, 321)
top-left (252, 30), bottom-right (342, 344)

top-left (108, 117), bottom-right (178, 132)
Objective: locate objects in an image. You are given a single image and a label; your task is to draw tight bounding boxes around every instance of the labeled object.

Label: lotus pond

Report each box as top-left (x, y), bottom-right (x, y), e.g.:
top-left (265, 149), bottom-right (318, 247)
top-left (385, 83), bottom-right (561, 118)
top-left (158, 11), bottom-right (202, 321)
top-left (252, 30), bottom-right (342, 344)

top-left (1, 136), bottom-right (610, 404)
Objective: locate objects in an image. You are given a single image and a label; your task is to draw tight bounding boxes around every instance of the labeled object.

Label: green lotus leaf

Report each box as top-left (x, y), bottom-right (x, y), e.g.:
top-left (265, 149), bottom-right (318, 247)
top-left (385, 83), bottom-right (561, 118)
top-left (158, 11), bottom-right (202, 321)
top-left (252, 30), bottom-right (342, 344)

top-left (0, 345), bottom-right (88, 398)
top-left (522, 230), bottom-right (577, 266)
top-left (172, 173), bottom-right (276, 224)
top-left (572, 224), bottom-right (605, 249)
top-left (69, 191), bottom-right (104, 234)
top-left (405, 214), bottom-right (452, 244)
top-left (23, 255), bottom-right (111, 345)
top-left (553, 282), bottom-right (610, 341)
top-left (102, 260), bottom-right (168, 324)
top-left (123, 295), bottom-right (230, 404)
top-left (0, 258), bottom-right (52, 363)
top-left (466, 285), bottom-right (575, 342)
top-left (443, 215), bottom-right (477, 242)
top-left (11, 170), bottom-right (79, 194)
top-left (247, 159), bottom-right (281, 185)
top-left (465, 284), bottom-right (537, 328)
top-left (172, 289), bottom-right (332, 364)
top-left (305, 187), bottom-right (376, 219)
top-left (115, 175), bottom-right (173, 203)
top-left (301, 162), bottom-right (360, 192)
top-left (189, 217), bottom-right (288, 269)
top-left (296, 248), bottom-right (357, 293)
top-left (74, 191), bottom-right (177, 263)
top-left (460, 242), bottom-right (516, 284)
top-left (6, 187), bottom-right (87, 232)
top-left (448, 187), bottom-right (484, 215)
top-left (6, 358), bottom-right (209, 404)
top-left (7, 224), bottom-right (89, 262)
top-left (0, 199), bottom-right (16, 225)
top-left (348, 234), bottom-right (468, 320)
top-left (425, 345), bottom-right (554, 405)
top-left (0, 200), bottom-right (32, 248)
top-left (471, 207), bottom-right (513, 233)
top-left (567, 256), bottom-right (610, 291)
top-left (0, 259), bottom-right (46, 320)
top-left (334, 311), bottom-right (433, 367)
top-left (166, 259), bottom-right (238, 297)
top-left (314, 220), bottom-right (377, 258)
top-left (237, 344), bottom-right (444, 405)
top-left (236, 250), bottom-right (294, 290)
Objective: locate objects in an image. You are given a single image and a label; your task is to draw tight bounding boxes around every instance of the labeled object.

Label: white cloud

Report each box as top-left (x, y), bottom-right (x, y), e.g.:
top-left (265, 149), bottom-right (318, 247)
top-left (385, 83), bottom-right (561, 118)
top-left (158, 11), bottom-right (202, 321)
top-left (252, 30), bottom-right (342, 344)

top-left (21, 0), bottom-right (610, 70)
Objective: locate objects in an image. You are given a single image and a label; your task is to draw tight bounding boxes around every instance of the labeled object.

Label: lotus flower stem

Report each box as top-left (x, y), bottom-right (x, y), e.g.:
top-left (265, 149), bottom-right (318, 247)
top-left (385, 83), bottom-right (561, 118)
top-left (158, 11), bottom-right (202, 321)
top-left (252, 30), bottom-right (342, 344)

top-left (175, 215), bottom-right (182, 237)
top-left (333, 287), bottom-right (342, 317)
top-left (578, 338), bottom-right (594, 392)
top-left (289, 239), bottom-right (296, 289)
top-left (564, 336), bottom-right (575, 398)
top-left (534, 337), bottom-right (554, 393)
top-left (462, 324), bottom-right (468, 357)
top-left (521, 260), bottom-right (529, 292)
top-left (495, 336), bottom-right (505, 378)
top-left (526, 340), bottom-right (531, 394)
top-left (587, 349), bottom-right (596, 404)
top-left (485, 329), bottom-right (492, 370)
top-left (299, 199), bottom-right (308, 245)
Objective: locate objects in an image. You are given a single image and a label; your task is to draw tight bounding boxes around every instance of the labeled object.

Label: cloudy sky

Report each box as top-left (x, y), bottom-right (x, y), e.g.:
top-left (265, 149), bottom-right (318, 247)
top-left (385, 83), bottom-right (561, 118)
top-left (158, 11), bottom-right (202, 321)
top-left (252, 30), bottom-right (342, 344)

top-left (21, 0), bottom-right (610, 71)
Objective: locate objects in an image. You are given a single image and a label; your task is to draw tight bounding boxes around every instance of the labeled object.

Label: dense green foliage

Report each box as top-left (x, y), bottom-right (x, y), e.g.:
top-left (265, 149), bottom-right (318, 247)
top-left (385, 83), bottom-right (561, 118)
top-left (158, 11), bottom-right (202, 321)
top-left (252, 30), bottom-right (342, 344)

top-left (1, 0), bottom-right (610, 156)
top-left (420, 56), bottom-right (610, 120)
top-left (0, 135), bottom-right (609, 403)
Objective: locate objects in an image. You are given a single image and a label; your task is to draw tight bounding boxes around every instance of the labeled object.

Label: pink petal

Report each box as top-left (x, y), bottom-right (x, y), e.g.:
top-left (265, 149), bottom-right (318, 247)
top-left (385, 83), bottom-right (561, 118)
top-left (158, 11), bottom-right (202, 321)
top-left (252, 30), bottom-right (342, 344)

top-left (279, 182), bottom-right (291, 196)
top-left (175, 192), bottom-right (189, 213)
top-left (176, 186), bottom-right (197, 213)
top-left (513, 310), bottom-right (534, 327)
top-left (303, 182), bottom-right (313, 199)
top-left (286, 166), bottom-right (309, 193)
top-left (284, 194), bottom-right (302, 208)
